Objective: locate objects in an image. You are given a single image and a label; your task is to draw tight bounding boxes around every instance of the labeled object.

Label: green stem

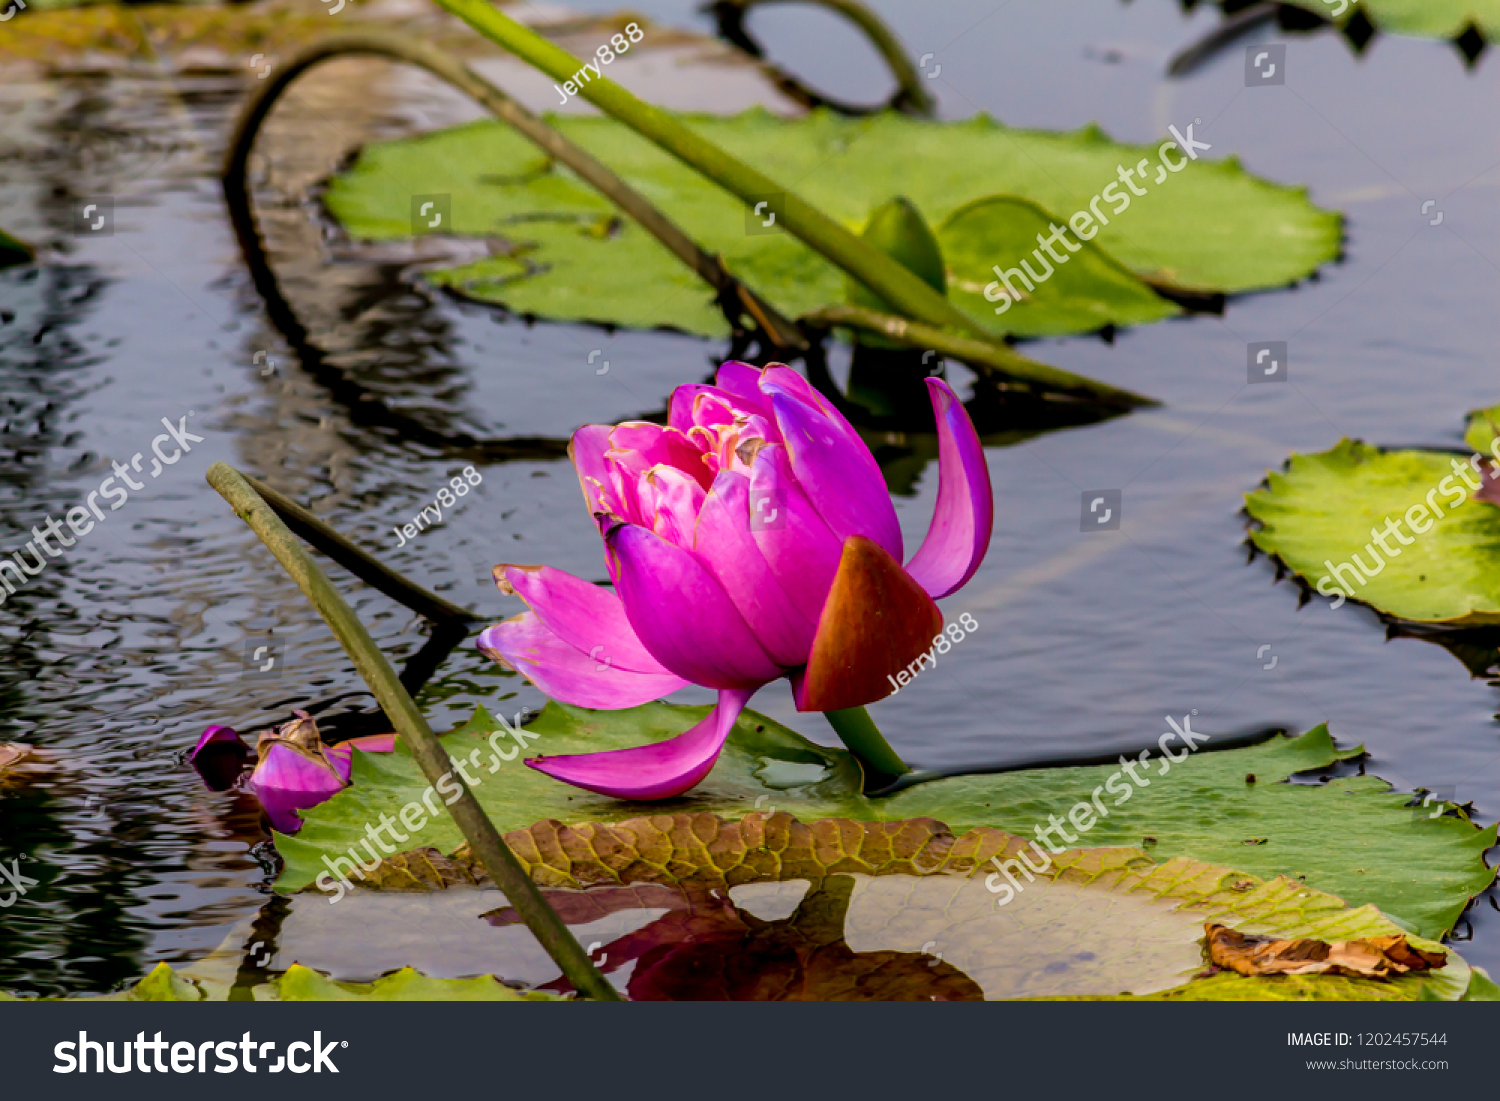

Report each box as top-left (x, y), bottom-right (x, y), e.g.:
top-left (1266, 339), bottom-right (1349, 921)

top-left (800, 304), bottom-right (1157, 409)
top-left (207, 462), bottom-right (621, 1002)
top-left (823, 706), bottom-right (910, 782)
top-left (430, 0), bottom-right (983, 338)
top-left (241, 471), bottom-right (478, 625)
top-left (221, 29), bottom-right (805, 352)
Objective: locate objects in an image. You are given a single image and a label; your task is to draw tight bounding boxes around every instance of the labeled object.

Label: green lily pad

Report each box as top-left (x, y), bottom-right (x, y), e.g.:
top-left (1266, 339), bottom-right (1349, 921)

top-left (275, 963), bottom-right (555, 1001)
top-left (1282, 0), bottom-right (1500, 38)
top-left (1245, 438), bottom-right (1500, 626)
top-left (279, 704), bottom-right (1493, 940)
top-left (20, 961), bottom-right (560, 1001)
top-left (1464, 402), bottom-right (1500, 454)
top-left (880, 723), bottom-right (1495, 939)
top-left (362, 812), bottom-right (1479, 1000)
top-left (324, 108), bottom-right (1339, 338)
top-left (939, 196), bottom-right (1180, 337)
top-left (273, 701), bottom-right (864, 894)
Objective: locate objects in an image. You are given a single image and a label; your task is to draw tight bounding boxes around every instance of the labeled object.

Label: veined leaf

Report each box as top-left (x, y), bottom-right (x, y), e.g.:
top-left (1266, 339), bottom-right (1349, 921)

top-left (1245, 438), bottom-right (1500, 626)
top-left (366, 812), bottom-right (1479, 1000)
top-left (278, 704), bottom-right (1493, 940)
top-left (324, 108), bottom-right (1339, 338)
top-left (1280, 0), bottom-right (1500, 38)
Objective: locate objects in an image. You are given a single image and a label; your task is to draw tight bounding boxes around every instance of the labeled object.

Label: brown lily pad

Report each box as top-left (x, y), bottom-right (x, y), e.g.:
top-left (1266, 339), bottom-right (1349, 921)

top-left (1205, 922), bottom-right (1448, 979)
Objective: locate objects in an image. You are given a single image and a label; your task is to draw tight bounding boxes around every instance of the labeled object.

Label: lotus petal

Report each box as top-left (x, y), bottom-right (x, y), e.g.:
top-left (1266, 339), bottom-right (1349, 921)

top-left (189, 724), bottom-right (246, 759)
top-left (693, 470), bottom-right (820, 666)
top-left (569, 424), bottom-right (626, 519)
top-left (188, 725), bottom-right (251, 791)
top-left (478, 615), bottom-right (689, 708)
top-left (904, 378), bottom-right (994, 599)
top-left (715, 361), bottom-right (773, 416)
top-left (747, 444), bottom-right (844, 625)
top-left (766, 390), bottom-right (903, 561)
top-left (793, 536), bottom-right (944, 712)
top-left (606, 522), bottom-right (782, 688)
top-left (495, 563), bottom-right (674, 676)
top-left (526, 687), bottom-right (753, 799)
top-left (249, 741), bottom-right (347, 835)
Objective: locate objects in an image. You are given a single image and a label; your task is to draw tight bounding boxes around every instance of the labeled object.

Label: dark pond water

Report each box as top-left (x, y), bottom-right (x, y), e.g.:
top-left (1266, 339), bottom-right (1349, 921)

top-left (1, 0), bottom-right (1498, 995)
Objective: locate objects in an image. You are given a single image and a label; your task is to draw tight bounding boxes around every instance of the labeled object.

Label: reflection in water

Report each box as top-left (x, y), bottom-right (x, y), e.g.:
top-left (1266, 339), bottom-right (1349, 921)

top-left (487, 877), bottom-right (983, 1000)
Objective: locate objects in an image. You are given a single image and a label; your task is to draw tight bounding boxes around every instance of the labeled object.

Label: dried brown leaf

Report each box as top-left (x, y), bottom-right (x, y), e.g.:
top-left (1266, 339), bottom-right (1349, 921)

top-left (1205, 922), bottom-right (1448, 979)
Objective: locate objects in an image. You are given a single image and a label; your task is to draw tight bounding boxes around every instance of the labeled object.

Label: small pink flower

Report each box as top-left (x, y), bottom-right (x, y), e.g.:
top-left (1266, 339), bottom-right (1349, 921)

top-left (190, 714), bottom-right (395, 833)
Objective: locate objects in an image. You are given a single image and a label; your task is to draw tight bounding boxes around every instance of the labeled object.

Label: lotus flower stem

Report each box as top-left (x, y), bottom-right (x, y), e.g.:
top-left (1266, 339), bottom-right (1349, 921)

top-left (222, 29), bottom-right (806, 353)
top-left (823, 706), bottom-right (910, 784)
top-left (206, 462), bottom-right (621, 1001)
top-left (241, 472), bottom-right (477, 625)
top-left (800, 304), bottom-right (1157, 409)
top-left (431, 0), bottom-right (982, 338)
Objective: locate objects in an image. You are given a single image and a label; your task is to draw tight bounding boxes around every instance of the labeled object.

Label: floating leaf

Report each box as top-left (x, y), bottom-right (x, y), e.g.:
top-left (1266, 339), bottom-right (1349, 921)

top-left (939, 196), bottom-right (1179, 337)
top-left (880, 723), bottom-right (1494, 939)
top-left (274, 701), bottom-right (863, 893)
top-left (367, 812), bottom-right (1477, 1000)
top-left (325, 109), bottom-right (1339, 338)
top-left (275, 963), bottom-right (555, 1001)
top-left (1280, 0), bottom-right (1500, 38)
top-left (1245, 438), bottom-right (1500, 626)
top-left (280, 704), bottom-right (1493, 941)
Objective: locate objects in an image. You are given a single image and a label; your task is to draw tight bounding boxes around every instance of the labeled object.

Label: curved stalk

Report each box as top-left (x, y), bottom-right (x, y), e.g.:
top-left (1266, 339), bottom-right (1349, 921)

top-left (823, 705), bottom-right (910, 785)
top-left (207, 462), bottom-right (621, 1001)
top-left (431, 0), bottom-right (985, 339)
top-left (221, 29), bottom-right (805, 352)
top-left (707, 0), bottom-right (935, 116)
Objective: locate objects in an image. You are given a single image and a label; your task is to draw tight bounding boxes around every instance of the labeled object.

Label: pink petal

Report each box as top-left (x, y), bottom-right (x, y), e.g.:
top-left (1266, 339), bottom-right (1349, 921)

top-left (715, 361), bottom-right (773, 416)
top-left (607, 522), bottom-right (783, 688)
top-left (570, 425), bottom-right (627, 519)
top-left (496, 564), bottom-right (674, 676)
top-left (668, 385), bottom-right (742, 435)
top-left (748, 445), bottom-right (845, 624)
top-left (526, 687), bottom-right (754, 800)
top-left (765, 389), bottom-right (903, 561)
top-left (188, 725), bottom-right (250, 791)
top-left (640, 464), bottom-right (706, 547)
top-left (693, 470), bottom-right (820, 667)
top-left (904, 378), bottom-right (994, 599)
top-left (249, 743), bottom-right (346, 835)
top-left (189, 724), bottom-right (246, 759)
top-left (609, 423), bottom-right (712, 491)
top-left (478, 615), bottom-right (689, 708)
top-left (325, 733), bottom-right (398, 783)
top-left (757, 363), bottom-right (834, 414)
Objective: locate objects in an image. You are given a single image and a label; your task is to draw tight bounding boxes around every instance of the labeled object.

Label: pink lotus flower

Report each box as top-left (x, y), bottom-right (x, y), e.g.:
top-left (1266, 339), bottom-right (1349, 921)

top-left (189, 713), bottom-right (396, 834)
top-left (479, 362), bottom-right (991, 800)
